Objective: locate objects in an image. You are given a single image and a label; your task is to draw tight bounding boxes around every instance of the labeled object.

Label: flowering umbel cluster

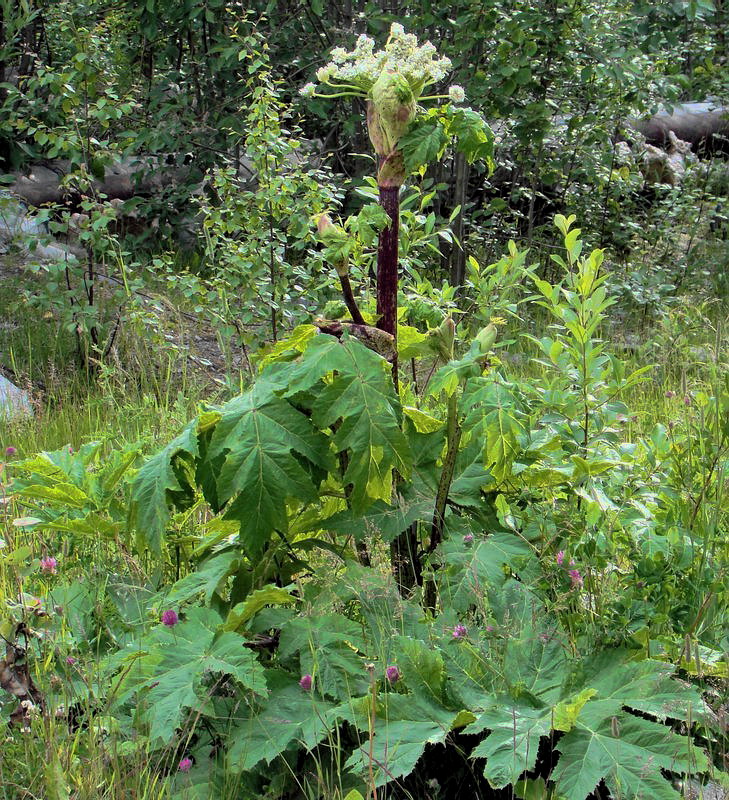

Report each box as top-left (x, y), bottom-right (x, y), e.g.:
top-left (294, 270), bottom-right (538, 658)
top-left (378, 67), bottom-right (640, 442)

top-left (301, 23), bottom-right (463, 186)
top-left (301, 24), bottom-right (452, 99)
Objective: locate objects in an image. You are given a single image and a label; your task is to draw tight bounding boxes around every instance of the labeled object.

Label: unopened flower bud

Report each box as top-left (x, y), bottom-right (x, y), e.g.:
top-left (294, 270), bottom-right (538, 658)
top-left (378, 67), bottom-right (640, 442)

top-left (475, 323), bottom-right (497, 354)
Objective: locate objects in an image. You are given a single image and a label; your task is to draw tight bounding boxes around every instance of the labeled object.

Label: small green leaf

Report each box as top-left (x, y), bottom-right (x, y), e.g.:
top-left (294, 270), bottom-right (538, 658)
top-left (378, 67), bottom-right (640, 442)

top-left (553, 688), bottom-right (597, 732)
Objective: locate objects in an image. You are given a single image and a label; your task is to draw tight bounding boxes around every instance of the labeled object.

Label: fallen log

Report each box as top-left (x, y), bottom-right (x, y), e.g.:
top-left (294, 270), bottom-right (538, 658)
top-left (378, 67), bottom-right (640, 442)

top-left (5, 157), bottom-right (197, 207)
top-left (628, 102), bottom-right (729, 156)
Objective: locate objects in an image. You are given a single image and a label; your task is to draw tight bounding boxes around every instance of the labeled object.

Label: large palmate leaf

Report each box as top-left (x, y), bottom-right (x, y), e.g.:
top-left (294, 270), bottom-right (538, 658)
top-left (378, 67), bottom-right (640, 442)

top-left (316, 495), bottom-right (431, 543)
top-left (470, 704), bottom-right (555, 788)
top-left (342, 693), bottom-right (459, 787)
top-left (132, 420), bottom-right (200, 554)
top-left (278, 612), bottom-right (370, 701)
top-left (228, 670), bottom-right (337, 772)
top-left (438, 532), bottom-right (535, 612)
top-left (400, 119), bottom-right (448, 173)
top-left (136, 607), bottom-right (266, 743)
top-left (465, 614), bottom-right (709, 798)
top-left (393, 635), bottom-right (447, 705)
top-left (163, 549), bottom-right (241, 606)
top-left (207, 380), bottom-right (332, 554)
top-left (283, 334), bottom-right (411, 509)
top-left (553, 714), bottom-right (708, 800)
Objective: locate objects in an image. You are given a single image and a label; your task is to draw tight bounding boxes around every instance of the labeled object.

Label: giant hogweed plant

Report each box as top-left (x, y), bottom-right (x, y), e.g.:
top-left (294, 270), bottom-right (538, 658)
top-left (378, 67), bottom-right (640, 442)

top-left (105, 214), bottom-right (724, 797)
top-left (2, 24), bottom-right (726, 800)
top-left (3, 221), bottom-right (725, 798)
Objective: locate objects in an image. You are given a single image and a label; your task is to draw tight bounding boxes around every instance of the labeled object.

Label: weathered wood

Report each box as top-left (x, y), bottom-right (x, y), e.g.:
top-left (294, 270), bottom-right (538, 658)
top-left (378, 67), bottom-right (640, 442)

top-left (628, 103), bottom-right (729, 155)
top-left (5, 158), bottom-right (194, 206)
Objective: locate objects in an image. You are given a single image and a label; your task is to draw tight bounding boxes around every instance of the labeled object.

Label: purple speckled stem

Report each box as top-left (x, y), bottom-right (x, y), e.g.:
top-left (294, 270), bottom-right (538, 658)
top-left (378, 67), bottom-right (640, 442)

top-left (376, 184), bottom-right (400, 347)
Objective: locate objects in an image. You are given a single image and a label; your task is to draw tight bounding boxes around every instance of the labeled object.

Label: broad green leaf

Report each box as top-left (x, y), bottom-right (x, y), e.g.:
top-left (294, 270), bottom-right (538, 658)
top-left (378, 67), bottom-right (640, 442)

top-left (342, 693), bottom-right (458, 787)
top-left (228, 670), bottom-right (336, 771)
top-left (553, 714), bottom-right (708, 800)
top-left (12, 482), bottom-right (90, 508)
top-left (139, 607), bottom-right (266, 743)
top-left (553, 688), bottom-right (598, 732)
top-left (462, 379), bottom-right (526, 482)
top-left (400, 119), bottom-right (448, 173)
top-left (469, 703), bottom-right (553, 788)
top-left (278, 613), bottom-right (368, 693)
top-left (48, 581), bottom-right (94, 643)
top-left (208, 382), bottom-right (331, 554)
top-left (402, 405), bottom-right (443, 434)
top-left (393, 636), bottom-right (447, 705)
top-left (163, 550), bottom-right (241, 606)
top-left (397, 324), bottom-right (430, 360)
top-left (256, 324), bottom-right (318, 370)
top-left (132, 420), bottom-right (200, 554)
top-left (448, 107), bottom-right (495, 165)
top-left (427, 342), bottom-right (483, 398)
top-left (317, 496), bottom-right (431, 543)
top-left (572, 653), bottom-right (707, 725)
top-left (32, 512), bottom-right (121, 538)
top-left (347, 202), bottom-right (389, 246)
top-left (223, 585), bottom-right (298, 632)
top-left (302, 338), bottom-right (411, 509)
top-left (515, 777), bottom-right (549, 800)
top-left (438, 532), bottom-right (534, 612)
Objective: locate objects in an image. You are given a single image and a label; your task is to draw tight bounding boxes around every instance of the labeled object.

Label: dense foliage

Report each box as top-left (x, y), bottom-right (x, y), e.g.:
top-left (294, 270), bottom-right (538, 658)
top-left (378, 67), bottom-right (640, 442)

top-left (0, 3), bottom-right (727, 800)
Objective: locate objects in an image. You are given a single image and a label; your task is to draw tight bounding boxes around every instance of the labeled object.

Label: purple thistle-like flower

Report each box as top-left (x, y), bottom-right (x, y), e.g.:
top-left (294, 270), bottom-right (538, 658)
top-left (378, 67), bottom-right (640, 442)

top-left (65, 656), bottom-right (77, 665)
top-left (463, 533), bottom-right (474, 544)
top-left (40, 556), bottom-right (58, 574)
top-left (452, 624), bottom-right (467, 639)
top-left (5, 446), bottom-right (16, 457)
top-left (178, 757), bottom-right (193, 773)
top-left (161, 609), bottom-right (179, 627)
top-left (485, 625), bottom-right (495, 632)
top-left (385, 665), bottom-right (400, 683)
top-left (556, 550), bottom-right (565, 566)
top-left (569, 569), bottom-right (583, 588)
top-left (299, 674), bottom-right (313, 691)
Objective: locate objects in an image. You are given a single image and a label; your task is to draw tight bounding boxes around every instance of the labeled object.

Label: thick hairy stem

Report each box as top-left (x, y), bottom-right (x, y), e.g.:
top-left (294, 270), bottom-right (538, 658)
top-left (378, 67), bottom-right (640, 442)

top-left (376, 183), bottom-right (399, 353)
top-left (424, 393), bottom-right (462, 611)
top-left (377, 179), bottom-right (416, 592)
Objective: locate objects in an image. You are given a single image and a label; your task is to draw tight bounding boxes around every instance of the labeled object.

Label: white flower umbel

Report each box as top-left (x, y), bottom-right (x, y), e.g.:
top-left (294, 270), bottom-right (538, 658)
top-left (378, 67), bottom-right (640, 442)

top-left (302, 23), bottom-right (452, 100)
top-left (448, 84), bottom-right (466, 104)
top-left (301, 23), bottom-right (458, 185)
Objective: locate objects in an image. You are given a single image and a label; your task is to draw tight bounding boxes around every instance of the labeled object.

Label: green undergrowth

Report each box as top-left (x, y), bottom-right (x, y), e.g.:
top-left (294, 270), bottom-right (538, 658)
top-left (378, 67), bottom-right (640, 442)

top-left (1, 220), bottom-right (727, 800)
